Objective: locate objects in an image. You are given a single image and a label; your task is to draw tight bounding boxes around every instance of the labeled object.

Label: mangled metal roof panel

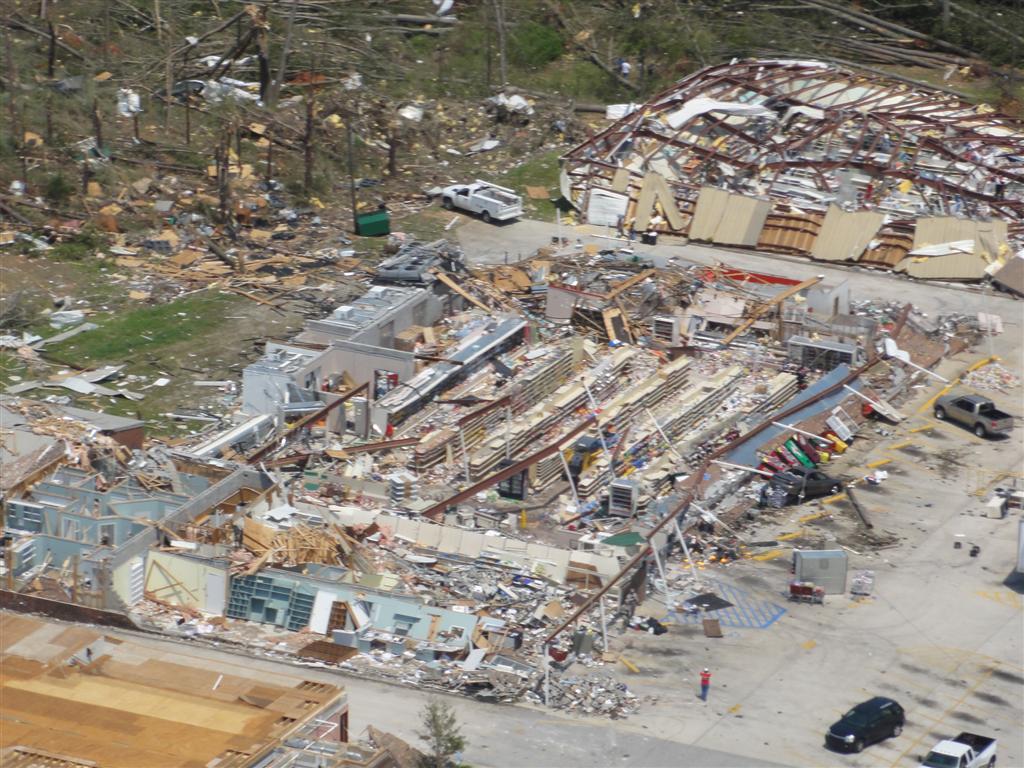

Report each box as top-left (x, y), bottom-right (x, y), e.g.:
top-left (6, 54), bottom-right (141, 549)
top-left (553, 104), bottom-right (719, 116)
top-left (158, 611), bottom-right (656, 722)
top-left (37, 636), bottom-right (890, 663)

top-left (562, 59), bottom-right (1024, 243)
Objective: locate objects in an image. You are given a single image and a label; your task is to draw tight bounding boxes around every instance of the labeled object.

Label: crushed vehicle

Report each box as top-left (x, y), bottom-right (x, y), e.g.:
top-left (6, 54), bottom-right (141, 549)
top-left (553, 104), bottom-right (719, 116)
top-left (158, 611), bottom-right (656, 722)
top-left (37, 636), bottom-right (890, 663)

top-left (760, 466), bottom-right (843, 508)
top-left (934, 393), bottom-right (1014, 437)
top-left (920, 732), bottom-right (997, 768)
top-left (825, 696), bottom-right (905, 753)
top-left (441, 180), bottom-right (523, 223)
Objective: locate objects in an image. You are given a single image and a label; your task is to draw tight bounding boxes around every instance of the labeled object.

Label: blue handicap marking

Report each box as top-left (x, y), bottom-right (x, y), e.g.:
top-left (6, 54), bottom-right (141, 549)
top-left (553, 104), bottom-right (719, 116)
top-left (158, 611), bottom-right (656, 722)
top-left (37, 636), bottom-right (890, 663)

top-left (669, 580), bottom-right (786, 629)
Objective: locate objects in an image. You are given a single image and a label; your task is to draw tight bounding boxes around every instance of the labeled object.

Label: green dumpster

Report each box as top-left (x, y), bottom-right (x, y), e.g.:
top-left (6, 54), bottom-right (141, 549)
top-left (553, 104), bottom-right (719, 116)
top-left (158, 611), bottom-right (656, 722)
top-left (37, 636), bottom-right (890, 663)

top-left (356, 209), bottom-right (391, 236)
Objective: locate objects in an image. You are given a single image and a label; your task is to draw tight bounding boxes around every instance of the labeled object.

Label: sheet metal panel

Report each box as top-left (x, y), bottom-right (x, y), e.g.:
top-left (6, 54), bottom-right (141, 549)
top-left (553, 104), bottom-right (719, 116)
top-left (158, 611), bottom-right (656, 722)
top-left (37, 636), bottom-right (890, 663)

top-left (586, 188), bottom-right (629, 227)
top-left (810, 205), bottom-right (884, 262)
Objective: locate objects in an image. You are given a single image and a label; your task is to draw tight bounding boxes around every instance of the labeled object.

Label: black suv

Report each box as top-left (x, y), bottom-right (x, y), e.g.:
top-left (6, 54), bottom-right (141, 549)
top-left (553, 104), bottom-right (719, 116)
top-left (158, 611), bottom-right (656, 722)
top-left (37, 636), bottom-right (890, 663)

top-left (825, 697), bottom-right (905, 753)
top-left (760, 466), bottom-right (842, 507)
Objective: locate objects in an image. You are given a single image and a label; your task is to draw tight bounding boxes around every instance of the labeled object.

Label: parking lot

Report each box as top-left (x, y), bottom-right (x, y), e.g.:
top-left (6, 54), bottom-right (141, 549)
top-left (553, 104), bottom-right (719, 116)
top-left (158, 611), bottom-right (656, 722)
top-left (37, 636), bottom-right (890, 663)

top-left (447, 223), bottom-right (1024, 768)
top-left (600, 343), bottom-right (1023, 768)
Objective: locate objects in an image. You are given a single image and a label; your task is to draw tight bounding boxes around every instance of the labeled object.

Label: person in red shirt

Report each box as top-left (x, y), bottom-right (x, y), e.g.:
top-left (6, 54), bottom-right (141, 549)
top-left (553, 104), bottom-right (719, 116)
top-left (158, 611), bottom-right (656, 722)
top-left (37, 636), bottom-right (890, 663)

top-left (700, 668), bottom-right (711, 701)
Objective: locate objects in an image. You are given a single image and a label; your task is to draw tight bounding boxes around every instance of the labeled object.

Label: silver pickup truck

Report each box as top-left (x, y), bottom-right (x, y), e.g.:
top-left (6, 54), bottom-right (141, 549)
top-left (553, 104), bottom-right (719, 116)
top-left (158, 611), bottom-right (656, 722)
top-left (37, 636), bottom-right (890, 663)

top-left (934, 393), bottom-right (1013, 438)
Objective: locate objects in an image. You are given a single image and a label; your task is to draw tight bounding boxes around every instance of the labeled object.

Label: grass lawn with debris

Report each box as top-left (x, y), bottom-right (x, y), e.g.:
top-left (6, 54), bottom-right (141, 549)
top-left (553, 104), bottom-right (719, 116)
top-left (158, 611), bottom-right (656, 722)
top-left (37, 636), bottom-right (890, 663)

top-left (44, 292), bottom-right (235, 364)
top-left (33, 289), bottom-right (304, 437)
top-left (500, 149), bottom-right (563, 220)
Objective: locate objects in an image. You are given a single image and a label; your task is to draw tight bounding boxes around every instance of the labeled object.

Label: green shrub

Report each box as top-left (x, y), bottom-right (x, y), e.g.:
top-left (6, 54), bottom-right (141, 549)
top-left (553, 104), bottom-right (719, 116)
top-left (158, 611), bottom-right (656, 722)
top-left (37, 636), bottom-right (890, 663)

top-left (49, 230), bottom-right (105, 262)
top-left (45, 173), bottom-right (75, 204)
top-left (510, 21), bottom-right (563, 69)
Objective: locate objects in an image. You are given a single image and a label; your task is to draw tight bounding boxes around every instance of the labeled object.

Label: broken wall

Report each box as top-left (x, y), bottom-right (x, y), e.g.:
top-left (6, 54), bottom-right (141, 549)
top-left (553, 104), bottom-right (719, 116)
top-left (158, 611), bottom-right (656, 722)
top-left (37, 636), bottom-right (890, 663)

top-left (144, 549), bottom-right (230, 615)
top-left (689, 187), bottom-right (770, 246)
top-left (325, 340), bottom-right (417, 390)
top-left (810, 206), bottom-right (885, 262)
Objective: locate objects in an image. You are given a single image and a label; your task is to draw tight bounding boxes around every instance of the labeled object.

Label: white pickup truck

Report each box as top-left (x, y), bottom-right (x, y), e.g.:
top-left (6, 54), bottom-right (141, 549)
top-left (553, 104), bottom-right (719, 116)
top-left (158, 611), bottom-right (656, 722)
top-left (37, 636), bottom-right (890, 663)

top-left (921, 732), bottom-right (996, 768)
top-left (440, 180), bottom-right (523, 223)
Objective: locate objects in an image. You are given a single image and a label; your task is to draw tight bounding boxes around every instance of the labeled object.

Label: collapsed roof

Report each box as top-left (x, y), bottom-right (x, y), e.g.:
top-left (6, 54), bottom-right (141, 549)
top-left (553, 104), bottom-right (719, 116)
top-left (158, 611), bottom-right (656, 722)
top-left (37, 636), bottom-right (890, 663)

top-left (561, 59), bottom-right (1023, 239)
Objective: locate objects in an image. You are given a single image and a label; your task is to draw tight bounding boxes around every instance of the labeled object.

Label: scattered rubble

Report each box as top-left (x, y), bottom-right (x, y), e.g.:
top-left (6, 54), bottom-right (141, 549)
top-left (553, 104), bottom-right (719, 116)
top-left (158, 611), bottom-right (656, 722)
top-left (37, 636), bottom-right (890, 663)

top-left (3, 225), bottom-right (993, 719)
top-left (562, 59), bottom-right (1022, 282)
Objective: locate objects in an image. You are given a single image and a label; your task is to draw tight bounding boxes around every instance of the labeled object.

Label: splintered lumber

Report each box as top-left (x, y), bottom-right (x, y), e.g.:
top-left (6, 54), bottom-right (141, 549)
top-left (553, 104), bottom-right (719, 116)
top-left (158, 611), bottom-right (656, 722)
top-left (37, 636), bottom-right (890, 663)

top-left (604, 269), bottom-right (655, 300)
top-left (144, 591), bottom-right (202, 617)
top-left (431, 269), bottom-right (492, 312)
top-left (243, 547), bottom-right (276, 576)
top-left (721, 276), bottom-right (822, 345)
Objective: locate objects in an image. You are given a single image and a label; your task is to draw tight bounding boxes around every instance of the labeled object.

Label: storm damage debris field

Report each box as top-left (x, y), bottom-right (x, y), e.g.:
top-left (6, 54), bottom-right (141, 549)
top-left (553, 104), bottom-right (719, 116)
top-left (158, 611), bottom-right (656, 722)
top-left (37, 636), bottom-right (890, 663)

top-left (1, 2), bottom-right (1023, 765)
top-left (562, 59), bottom-right (1023, 281)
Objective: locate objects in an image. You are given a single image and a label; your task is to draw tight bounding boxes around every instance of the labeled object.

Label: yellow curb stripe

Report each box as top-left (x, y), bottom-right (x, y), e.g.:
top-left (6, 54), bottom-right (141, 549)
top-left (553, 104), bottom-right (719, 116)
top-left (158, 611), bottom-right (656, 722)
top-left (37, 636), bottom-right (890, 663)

top-left (798, 511), bottom-right (829, 523)
top-left (918, 355), bottom-right (998, 414)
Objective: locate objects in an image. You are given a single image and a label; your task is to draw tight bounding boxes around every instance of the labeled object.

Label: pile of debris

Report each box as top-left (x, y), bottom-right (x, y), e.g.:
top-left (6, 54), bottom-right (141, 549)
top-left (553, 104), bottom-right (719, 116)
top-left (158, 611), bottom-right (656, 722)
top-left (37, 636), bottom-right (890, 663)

top-left (537, 673), bottom-right (641, 719)
top-left (962, 362), bottom-right (1021, 393)
top-left (561, 59), bottom-right (1021, 282)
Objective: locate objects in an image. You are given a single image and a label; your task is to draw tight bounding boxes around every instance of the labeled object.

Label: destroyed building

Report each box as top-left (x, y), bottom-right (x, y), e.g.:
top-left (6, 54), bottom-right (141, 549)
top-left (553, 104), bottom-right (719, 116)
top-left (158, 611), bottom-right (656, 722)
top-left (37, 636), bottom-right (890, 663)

top-left (561, 59), bottom-right (1022, 280)
top-left (1, 220), bottom-right (999, 720)
top-left (0, 613), bottom-right (412, 768)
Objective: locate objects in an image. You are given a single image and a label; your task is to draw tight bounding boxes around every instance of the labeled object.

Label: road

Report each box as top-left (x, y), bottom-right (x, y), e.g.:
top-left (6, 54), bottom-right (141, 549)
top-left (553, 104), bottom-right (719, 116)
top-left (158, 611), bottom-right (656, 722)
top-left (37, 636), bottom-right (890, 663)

top-left (454, 217), bottom-right (1024, 324)
top-left (97, 626), bottom-right (782, 767)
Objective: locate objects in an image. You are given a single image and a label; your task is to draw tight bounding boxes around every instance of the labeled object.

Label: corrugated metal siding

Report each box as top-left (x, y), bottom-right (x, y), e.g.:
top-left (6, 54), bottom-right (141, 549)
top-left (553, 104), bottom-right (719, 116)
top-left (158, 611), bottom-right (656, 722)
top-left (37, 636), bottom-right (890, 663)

top-left (758, 212), bottom-right (822, 254)
top-left (860, 227), bottom-right (913, 267)
top-left (913, 216), bottom-right (978, 248)
top-left (689, 187), bottom-right (730, 241)
top-left (993, 255), bottom-right (1024, 294)
top-left (690, 187), bottom-right (770, 246)
top-left (634, 172), bottom-right (686, 231)
top-left (717, 195), bottom-right (771, 246)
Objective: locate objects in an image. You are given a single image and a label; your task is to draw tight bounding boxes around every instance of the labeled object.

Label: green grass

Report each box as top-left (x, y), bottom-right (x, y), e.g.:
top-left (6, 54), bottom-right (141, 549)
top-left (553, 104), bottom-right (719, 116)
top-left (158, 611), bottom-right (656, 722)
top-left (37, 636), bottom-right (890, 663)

top-left (45, 291), bottom-right (237, 364)
top-left (392, 208), bottom-right (454, 243)
top-left (36, 290), bottom-right (247, 435)
top-left (0, 352), bottom-right (29, 391)
top-left (499, 149), bottom-right (563, 220)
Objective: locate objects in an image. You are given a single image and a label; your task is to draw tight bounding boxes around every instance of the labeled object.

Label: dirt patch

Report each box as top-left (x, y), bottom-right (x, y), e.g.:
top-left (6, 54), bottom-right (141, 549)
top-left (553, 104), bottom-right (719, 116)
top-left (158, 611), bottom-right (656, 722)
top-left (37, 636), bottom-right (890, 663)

top-left (932, 448), bottom-right (967, 473)
top-left (856, 483), bottom-right (890, 496)
top-left (634, 645), bottom-right (688, 657)
top-left (895, 444), bottom-right (928, 458)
